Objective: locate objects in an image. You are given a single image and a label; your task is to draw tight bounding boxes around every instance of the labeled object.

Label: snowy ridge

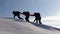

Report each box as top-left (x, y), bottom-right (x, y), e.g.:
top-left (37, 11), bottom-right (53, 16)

top-left (0, 17), bottom-right (60, 34)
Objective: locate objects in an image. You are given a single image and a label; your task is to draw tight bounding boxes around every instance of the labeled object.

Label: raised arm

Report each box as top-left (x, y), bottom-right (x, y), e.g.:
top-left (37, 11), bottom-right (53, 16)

top-left (30, 14), bottom-right (34, 16)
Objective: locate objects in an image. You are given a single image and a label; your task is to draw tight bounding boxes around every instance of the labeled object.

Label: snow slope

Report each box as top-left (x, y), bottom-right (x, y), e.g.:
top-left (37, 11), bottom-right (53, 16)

top-left (0, 18), bottom-right (60, 34)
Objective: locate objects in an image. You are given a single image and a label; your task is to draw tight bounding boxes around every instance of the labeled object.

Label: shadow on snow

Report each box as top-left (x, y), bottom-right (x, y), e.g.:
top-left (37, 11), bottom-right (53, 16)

top-left (29, 22), bottom-right (60, 31)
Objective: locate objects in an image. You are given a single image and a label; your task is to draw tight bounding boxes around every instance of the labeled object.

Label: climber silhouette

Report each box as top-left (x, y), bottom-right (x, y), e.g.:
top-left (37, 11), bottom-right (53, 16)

top-left (12, 11), bottom-right (23, 20)
top-left (22, 11), bottom-right (30, 22)
top-left (30, 12), bottom-right (42, 24)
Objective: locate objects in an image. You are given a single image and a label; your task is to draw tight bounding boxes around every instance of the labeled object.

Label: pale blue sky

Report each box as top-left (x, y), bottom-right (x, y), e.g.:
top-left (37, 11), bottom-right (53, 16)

top-left (0, 0), bottom-right (60, 17)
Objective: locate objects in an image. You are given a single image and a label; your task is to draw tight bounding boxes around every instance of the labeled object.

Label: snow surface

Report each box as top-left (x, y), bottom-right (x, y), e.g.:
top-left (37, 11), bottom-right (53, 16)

top-left (42, 16), bottom-right (60, 28)
top-left (0, 18), bottom-right (60, 34)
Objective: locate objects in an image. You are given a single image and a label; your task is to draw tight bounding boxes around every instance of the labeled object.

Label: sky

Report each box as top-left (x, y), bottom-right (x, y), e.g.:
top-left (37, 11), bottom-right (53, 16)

top-left (0, 0), bottom-right (60, 28)
top-left (0, 0), bottom-right (60, 17)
